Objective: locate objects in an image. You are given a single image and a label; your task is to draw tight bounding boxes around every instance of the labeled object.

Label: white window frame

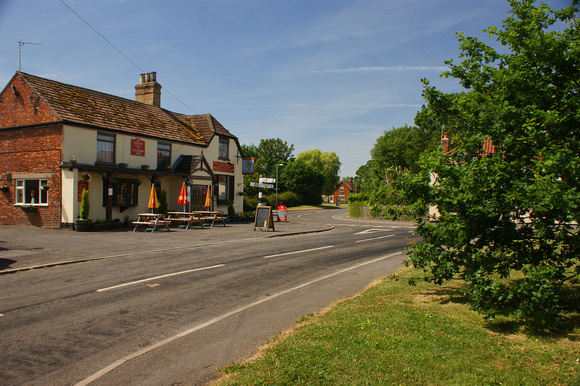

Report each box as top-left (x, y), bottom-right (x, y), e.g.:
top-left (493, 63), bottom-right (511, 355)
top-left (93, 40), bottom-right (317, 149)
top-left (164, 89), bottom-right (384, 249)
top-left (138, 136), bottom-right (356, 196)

top-left (15, 178), bottom-right (49, 206)
top-left (218, 137), bottom-right (229, 160)
top-left (157, 142), bottom-right (171, 169)
top-left (97, 132), bottom-right (115, 164)
top-left (217, 174), bottom-right (234, 204)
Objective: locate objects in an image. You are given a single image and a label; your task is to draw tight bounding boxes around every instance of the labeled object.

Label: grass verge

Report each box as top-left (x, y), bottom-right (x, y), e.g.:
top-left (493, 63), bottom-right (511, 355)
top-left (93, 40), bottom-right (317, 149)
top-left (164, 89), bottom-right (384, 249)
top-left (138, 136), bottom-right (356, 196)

top-left (215, 267), bottom-right (580, 385)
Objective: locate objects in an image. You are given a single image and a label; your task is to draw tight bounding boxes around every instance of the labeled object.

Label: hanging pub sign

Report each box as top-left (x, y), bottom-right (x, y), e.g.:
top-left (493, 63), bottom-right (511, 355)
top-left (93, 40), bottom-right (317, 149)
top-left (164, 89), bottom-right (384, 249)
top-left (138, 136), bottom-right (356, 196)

top-left (242, 157), bottom-right (254, 175)
top-left (131, 138), bottom-right (145, 156)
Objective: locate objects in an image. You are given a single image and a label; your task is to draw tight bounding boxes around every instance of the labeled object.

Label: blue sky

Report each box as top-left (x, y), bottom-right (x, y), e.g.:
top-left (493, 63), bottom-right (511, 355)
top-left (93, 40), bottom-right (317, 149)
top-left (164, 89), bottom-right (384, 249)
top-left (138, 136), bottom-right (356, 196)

top-left (0, 0), bottom-right (570, 177)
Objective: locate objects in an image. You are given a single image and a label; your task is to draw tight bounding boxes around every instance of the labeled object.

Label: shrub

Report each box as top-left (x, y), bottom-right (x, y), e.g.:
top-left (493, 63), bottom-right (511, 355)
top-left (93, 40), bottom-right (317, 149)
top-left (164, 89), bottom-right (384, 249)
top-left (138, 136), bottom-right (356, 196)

top-left (244, 196), bottom-right (259, 211)
top-left (263, 191), bottom-right (300, 207)
top-left (80, 189), bottom-right (90, 220)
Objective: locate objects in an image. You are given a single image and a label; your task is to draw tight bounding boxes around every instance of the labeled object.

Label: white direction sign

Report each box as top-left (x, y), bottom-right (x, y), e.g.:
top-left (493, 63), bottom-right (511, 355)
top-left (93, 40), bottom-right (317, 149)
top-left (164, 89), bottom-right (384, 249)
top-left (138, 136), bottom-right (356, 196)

top-left (259, 177), bottom-right (276, 184)
top-left (250, 182), bottom-right (275, 189)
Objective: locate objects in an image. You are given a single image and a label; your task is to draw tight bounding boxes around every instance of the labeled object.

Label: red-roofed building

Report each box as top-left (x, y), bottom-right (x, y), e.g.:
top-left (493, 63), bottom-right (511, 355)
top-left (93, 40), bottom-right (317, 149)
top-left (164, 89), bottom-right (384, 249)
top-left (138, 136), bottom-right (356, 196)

top-left (329, 180), bottom-right (355, 204)
top-left (0, 71), bottom-right (244, 228)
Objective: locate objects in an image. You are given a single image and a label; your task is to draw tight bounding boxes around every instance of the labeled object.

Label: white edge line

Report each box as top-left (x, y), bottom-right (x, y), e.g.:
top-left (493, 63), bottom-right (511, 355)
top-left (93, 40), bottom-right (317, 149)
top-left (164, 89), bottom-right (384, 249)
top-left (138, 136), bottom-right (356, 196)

top-left (96, 264), bottom-right (225, 292)
top-left (263, 245), bottom-right (334, 259)
top-left (355, 234), bottom-right (395, 243)
top-left (75, 251), bottom-right (403, 386)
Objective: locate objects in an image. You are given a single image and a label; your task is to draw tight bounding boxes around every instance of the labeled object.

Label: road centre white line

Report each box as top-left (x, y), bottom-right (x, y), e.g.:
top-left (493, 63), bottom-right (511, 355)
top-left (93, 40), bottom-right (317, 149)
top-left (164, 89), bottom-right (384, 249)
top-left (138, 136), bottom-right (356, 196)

top-left (96, 264), bottom-right (225, 292)
top-left (76, 251), bottom-right (403, 386)
top-left (355, 234), bottom-right (395, 243)
top-left (263, 245), bottom-right (334, 259)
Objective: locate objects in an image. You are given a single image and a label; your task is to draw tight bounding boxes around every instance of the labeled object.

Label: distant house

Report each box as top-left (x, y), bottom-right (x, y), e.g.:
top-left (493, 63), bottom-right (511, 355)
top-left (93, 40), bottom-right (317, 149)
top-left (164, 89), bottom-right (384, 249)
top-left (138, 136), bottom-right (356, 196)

top-left (0, 71), bottom-right (244, 228)
top-left (329, 180), bottom-right (355, 204)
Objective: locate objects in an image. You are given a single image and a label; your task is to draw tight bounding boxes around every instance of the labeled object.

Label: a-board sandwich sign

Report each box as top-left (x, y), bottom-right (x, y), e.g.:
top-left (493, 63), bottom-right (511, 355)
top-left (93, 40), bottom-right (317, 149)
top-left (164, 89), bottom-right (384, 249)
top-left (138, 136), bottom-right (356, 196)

top-left (254, 205), bottom-right (275, 231)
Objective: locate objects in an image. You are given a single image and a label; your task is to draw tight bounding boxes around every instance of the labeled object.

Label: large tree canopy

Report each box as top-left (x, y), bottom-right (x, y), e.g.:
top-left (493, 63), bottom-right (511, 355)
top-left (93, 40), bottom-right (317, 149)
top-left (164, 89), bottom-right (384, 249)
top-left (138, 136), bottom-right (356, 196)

top-left (280, 159), bottom-right (324, 206)
top-left (297, 149), bottom-right (341, 196)
top-left (407, 0), bottom-right (580, 325)
top-left (255, 138), bottom-right (295, 177)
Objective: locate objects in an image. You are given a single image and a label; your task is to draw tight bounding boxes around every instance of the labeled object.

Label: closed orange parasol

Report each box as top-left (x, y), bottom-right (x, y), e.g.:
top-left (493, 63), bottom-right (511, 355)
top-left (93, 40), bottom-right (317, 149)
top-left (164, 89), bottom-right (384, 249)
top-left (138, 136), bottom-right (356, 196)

top-left (177, 182), bottom-right (188, 211)
top-left (204, 186), bottom-right (212, 208)
top-left (148, 183), bottom-right (159, 212)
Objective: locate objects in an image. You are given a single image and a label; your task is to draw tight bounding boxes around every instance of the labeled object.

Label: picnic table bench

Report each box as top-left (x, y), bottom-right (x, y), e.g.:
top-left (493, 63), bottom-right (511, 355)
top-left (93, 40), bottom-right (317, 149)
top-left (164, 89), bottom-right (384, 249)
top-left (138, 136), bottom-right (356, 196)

top-left (132, 213), bottom-right (171, 232)
top-left (166, 212), bottom-right (205, 229)
top-left (192, 211), bottom-right (227, 228)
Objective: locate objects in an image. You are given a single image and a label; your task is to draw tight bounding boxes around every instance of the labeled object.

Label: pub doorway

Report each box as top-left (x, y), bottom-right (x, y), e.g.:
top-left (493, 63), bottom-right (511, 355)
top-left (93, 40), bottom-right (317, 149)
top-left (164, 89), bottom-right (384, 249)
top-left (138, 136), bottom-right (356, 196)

top-left (190, 185), bottom-right (208, 211)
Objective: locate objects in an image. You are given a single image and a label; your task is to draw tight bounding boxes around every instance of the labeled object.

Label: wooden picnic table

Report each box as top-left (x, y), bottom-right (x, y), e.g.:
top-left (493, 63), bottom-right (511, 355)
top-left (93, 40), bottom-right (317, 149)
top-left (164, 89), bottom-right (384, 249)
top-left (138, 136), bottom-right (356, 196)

top-left (166, 211), bottom-right (205, 229)
top-left (192, 211), bottom-right (227, 228)
top-left (132, 213), bottom-right (171, 232)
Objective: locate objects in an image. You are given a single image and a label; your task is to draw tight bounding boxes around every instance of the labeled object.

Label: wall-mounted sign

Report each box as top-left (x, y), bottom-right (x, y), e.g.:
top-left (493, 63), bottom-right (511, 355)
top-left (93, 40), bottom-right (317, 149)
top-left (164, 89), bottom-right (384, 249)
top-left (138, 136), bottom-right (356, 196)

top-left (78, 180), bottom-right (89, 202)
top-left (213, 161), bottom-right (234, 173)
top-left (242, 157), bottom-right (254, 175)
top-left (131, 138), bottom-right (145, 156)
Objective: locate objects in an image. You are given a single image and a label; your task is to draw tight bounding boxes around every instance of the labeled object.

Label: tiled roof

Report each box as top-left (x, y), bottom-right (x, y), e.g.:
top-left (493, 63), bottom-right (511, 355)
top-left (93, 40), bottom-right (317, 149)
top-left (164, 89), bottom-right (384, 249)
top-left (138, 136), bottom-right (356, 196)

top-left (16, 71), bottom-right (235, 146)
top-left (481, 139), bottom-right (495, 156)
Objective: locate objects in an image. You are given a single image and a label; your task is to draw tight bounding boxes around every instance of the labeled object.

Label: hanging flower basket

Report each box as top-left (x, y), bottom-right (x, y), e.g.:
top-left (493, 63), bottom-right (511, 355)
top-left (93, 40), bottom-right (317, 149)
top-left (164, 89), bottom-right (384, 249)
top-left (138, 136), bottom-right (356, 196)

top-left (0, 185), bottom-right (9, 193)
top-left (20, 204), bottom-right (36, 211)
top-left (82, 173), bottom-right (91, 181)
top-left (40, 184), bottom-right (51, 191)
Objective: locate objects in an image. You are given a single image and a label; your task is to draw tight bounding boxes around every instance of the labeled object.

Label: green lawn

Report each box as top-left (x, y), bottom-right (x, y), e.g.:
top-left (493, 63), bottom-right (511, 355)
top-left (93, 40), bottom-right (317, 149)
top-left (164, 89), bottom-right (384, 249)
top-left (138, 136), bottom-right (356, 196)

top-left (215, 267), bottom-right (580, 385)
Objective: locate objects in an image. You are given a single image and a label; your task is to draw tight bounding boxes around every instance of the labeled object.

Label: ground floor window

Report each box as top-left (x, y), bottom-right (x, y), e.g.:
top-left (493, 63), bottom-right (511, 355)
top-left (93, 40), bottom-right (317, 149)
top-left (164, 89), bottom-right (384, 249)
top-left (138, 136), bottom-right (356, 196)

top-left (15, 179), bottom-right (48, 205)
top-left (103, 179), bottom-right (140, 207)
top-left (217, 174), bottom-right (234, 204)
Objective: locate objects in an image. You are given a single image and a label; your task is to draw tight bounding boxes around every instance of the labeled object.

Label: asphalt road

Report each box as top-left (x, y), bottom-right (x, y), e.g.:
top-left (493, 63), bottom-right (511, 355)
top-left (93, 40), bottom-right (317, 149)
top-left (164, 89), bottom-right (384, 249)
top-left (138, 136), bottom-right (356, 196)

top-left (0, 209), bottom-right (417, 385)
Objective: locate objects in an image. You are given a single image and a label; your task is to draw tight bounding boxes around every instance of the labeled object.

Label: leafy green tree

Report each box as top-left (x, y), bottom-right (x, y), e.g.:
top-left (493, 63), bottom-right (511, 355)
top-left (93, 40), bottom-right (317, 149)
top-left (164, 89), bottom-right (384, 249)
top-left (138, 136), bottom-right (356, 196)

top-left (355, 112), bottom-right (444, 207)
top-left (280, 159), bottom-right (324, 205)
top-left (242, 139), bottom-right (294, 197)
top-left (407, 0), bottom-right (580, 325)
top-left (297, 149), bottom-right (341, 196)
top-left (371, 125), bottom-right (421, 173)
top-left (256, 138), bottom-right (295, 177)
top-left (241, 143), bottom-right (258, 159)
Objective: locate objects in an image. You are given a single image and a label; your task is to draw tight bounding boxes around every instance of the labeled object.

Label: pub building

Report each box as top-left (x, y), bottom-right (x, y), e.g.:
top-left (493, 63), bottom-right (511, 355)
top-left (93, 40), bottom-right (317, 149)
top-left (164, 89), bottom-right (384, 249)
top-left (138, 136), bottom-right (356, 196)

top-left (0, 71), bottom-right (244, 228)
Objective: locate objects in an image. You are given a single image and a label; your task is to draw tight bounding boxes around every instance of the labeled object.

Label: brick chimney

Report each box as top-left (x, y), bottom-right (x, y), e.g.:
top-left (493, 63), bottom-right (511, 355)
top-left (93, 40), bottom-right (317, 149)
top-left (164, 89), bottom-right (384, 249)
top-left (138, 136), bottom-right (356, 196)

top-left (441, 132), bottom-right (449, 153)
top-left (135, 72), bottom-right (161, 107)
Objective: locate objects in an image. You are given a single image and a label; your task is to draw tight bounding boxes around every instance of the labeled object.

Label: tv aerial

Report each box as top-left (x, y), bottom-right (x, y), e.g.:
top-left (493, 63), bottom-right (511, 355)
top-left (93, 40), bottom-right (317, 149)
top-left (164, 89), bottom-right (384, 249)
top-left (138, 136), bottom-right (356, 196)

top-left (18, 40), bottom-right (42, 71)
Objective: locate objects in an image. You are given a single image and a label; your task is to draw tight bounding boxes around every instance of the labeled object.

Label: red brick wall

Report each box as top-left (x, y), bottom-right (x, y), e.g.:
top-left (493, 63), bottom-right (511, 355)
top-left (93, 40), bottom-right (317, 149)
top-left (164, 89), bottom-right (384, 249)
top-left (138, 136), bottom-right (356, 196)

top-left (0, 75), bottom-right (64, 227)
top-left (0, 125), bottom-right (63, 228)
top-left (332, 183), bottom-right (353, 203)
top-left (0, 74), bottom-right (60, 128)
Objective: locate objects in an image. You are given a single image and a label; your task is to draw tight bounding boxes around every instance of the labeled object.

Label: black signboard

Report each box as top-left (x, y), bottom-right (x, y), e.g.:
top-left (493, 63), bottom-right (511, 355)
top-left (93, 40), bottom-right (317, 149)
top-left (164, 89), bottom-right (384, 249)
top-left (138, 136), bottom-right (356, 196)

top-left (254, 205), bottom-right (275, 231)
